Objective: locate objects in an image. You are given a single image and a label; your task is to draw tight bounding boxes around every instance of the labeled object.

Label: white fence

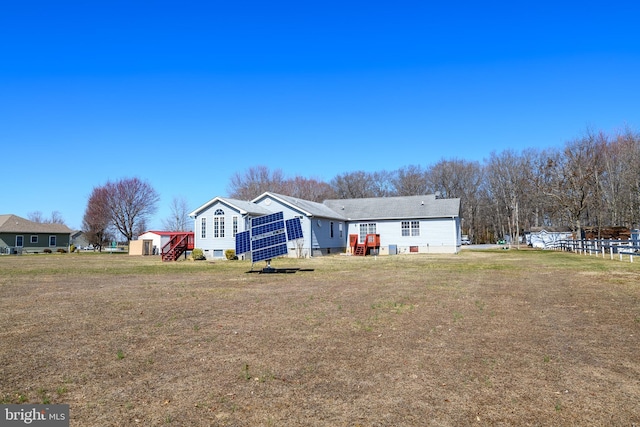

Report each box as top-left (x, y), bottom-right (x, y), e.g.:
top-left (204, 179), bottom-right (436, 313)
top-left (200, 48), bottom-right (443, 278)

top-left (550, 238), bottom-right (640, 262)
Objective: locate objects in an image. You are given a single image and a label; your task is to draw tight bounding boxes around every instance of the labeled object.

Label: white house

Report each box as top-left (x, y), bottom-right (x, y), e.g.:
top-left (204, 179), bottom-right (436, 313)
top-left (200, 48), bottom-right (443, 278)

top-left (189, 192), bottom-right (461, 260)
top-left (324, 194), bottom-right (461, 255)
top-left (188, 197), bottom-right (273, 259)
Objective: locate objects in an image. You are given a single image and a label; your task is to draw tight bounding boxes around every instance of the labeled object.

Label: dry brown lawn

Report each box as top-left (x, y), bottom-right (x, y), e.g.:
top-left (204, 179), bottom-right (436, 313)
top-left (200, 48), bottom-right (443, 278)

top-left (1, 249), bottom-right (639, 426)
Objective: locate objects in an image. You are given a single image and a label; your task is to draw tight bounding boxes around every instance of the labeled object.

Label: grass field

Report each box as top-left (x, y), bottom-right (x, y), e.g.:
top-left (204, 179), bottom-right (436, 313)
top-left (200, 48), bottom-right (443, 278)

top-left (1, 250), bottom-right (639, 426)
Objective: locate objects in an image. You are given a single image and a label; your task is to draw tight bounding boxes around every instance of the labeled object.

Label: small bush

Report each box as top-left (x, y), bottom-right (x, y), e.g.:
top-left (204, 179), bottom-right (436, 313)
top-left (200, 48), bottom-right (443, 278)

top-left (70, 244), bottom-right (76, 253)
top-left (225, 249), bottom-right (237, 260)
top-left (191, 248), bottom-right (205, 261)
top-left (57, 248), bottom-right (67, 253)
top-left (43, 249), bottom-right (52, 254)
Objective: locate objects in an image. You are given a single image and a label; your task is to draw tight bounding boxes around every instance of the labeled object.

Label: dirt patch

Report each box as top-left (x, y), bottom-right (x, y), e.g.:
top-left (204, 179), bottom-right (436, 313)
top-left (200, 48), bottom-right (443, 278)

top-left (1, 251), bottom-right (639, 426)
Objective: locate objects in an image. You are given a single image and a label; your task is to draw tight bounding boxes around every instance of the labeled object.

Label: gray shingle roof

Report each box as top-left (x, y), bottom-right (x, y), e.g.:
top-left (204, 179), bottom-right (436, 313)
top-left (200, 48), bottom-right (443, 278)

top-left (219, 198), bottom-right (273, 216)
top-left (189, 197), bottom-right (272, 217)
top-left (323, 195), bottom-right (460, 220)
top-left (0, 214), bottom-right (73, 234)
top-left (256, 193), bottom-right (347, 220)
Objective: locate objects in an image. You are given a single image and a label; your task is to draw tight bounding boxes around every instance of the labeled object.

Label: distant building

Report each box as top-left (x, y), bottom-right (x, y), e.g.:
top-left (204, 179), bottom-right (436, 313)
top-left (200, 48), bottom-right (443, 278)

top-left (189, 192), bottom-right (461, 260)
top-left (0, 214), bottom-right (72, 254)
top-left (525, 227), bottom-right (573, 249)
top-left (137, 230), bottom-right (175, 255)
top-left (70, 230), bottom-right (91, 249)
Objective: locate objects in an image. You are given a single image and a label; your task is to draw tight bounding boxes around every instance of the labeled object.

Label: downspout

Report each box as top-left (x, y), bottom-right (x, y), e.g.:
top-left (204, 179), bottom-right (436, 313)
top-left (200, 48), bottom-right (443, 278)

top-left (309, 215), bottom-right (314, 258)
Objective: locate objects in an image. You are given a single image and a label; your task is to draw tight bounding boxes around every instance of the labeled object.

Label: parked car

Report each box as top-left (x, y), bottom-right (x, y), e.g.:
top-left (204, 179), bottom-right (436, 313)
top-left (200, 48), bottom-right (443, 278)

top-left (461, 236), bottom-right (471, 245)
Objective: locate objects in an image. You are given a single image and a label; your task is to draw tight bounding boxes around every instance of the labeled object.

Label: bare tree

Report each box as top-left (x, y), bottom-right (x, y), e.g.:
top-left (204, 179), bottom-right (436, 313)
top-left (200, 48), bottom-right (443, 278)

top-left (162, 196), bottom-right (192, 231)
top-left (542, 131), bottom-right (603, 238)
top-left (369, 170), bottom-right (395, 197)
top-left (392, 165), bottom-right (428, 196)
top-left (330, 171), bottom-right (382, 198)
top-left (426, 159), bottom-right (469, 199)
top-left (598, 128), bottom-right (640, 228)
top-left (50, 211), bottom-right (65, 224)
top-left (27, 211), bottom-right (45, 223)
top-left (82, 186), bottom-right (112, 251)
top-left (279, 176), bottom-right (337, 202)
top-left (426, 159), bottom-right (485, 242)
top-left (227, 166), bottom-right (286, 200)
top-left (103, 177), bottom-right (160, 241)
top-left (27, 211), bottom-right (66, 224)
top-left (485, 150), bottom-right (530, 246)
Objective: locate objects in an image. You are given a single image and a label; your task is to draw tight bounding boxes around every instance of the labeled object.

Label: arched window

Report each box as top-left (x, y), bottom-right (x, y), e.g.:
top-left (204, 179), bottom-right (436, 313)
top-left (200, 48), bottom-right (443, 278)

top-left (214, 209), bottom-right (225, 238)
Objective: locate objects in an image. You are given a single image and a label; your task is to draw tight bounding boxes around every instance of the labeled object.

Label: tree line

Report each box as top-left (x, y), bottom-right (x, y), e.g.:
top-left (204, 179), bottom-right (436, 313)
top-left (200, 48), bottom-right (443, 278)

top-left (78, 127), bottom-right (639, 247)
top-left (228, 128), bottom-right (640, 244)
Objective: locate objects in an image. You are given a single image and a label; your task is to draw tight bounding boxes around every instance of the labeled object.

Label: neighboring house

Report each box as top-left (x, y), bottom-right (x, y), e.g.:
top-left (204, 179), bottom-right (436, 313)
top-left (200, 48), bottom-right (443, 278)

top-left (70, 230), bottom-right (91, 249)
top-left (0, 214), bottom-right (72, 254)
top-left (189, 192), bottom-right (461, 260)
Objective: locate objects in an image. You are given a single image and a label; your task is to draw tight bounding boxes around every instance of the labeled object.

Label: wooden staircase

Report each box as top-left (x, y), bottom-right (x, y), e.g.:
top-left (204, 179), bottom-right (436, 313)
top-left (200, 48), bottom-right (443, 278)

top-left (350, 233), bottom-right (380, 256)
top-left (161, 232), bottom-right (195, 261)
top-left (353, 245), bottom-right (366, 256)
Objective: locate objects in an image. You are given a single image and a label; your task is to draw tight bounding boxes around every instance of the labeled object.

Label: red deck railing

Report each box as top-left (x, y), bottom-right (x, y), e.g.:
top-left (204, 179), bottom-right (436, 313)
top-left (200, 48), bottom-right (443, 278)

top-left (161, 232), bottom-right (195, 261)
top-left (350, 233), bottom-right (380, 256)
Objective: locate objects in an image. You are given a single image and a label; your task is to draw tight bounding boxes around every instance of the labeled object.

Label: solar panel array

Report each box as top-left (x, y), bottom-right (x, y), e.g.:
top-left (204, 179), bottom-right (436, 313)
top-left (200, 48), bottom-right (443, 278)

top-left (235, 230), bottom-right (251, 256)
top-left (235, 212), bottom-right (304, 263)
top-left (252, 243), bottom-right (289, 262)
top-left (286, 218), bottom-right (304, 240)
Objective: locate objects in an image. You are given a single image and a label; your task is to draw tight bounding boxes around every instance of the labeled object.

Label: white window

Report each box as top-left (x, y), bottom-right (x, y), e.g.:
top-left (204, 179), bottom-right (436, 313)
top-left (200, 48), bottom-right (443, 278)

top-left (49, 236), bottom-right (57, 247)
top-left (201, 217), bottom-right (207, 239)
top-left (411, 221), bottom-right (420, 236)
top-left (233, 216), bottom-right (238, 237)
top-left (359, 223), bottom-right (376, 243)
top-left (31, 235), bottom-right (38, 244)
top-left (402, 221), bottom-right (420, 237)
top-left (16, 236), bottom-right (23, 247)
top-left (214, 209), bottom-right (225, 238)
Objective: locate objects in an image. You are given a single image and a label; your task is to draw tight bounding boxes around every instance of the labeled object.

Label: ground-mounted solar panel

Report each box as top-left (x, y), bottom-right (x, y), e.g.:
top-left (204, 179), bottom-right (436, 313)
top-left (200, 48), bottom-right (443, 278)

top-left (251, 211), bottom-right (283, 227)
top-left (285, 217), bottom-right (303, 240)
top-left (251, 230), bottom-right (287, 251)
top-left (235, 211), bottom-right (304, 264)
top-left (252, 243), bottom-right (289, 263)
top-left (235, 230), bottom-right (251, 255)
top-left (252, 219), bottom-right (286, 237)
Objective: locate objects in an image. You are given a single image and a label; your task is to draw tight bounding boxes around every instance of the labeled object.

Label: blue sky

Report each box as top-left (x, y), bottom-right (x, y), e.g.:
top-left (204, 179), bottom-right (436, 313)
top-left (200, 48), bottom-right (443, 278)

top-left (2, 1), bottom-right (639, 231)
